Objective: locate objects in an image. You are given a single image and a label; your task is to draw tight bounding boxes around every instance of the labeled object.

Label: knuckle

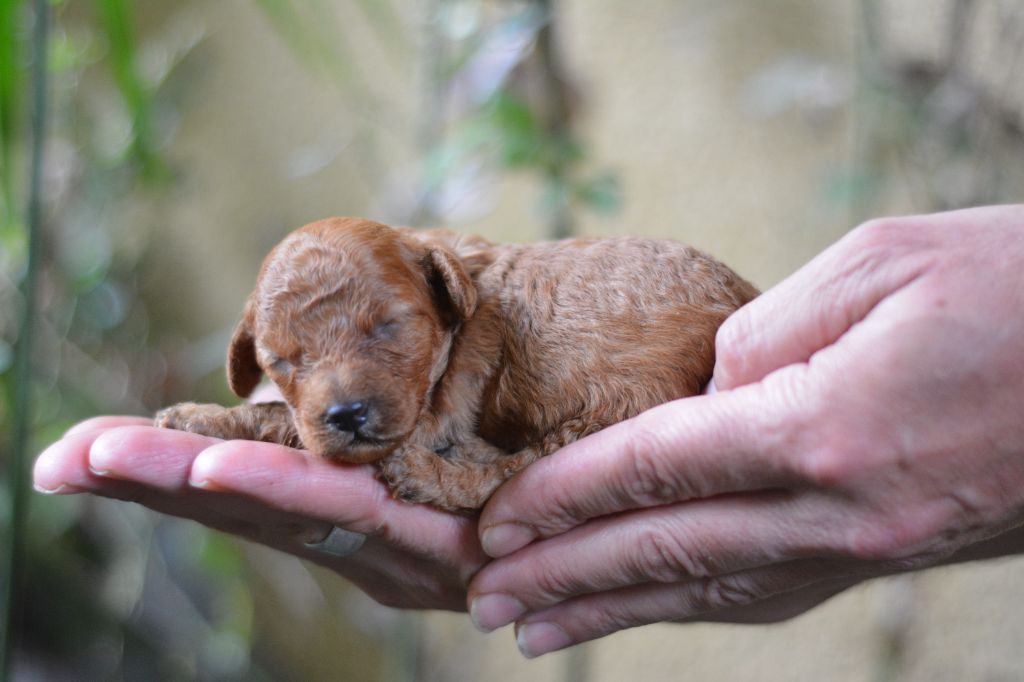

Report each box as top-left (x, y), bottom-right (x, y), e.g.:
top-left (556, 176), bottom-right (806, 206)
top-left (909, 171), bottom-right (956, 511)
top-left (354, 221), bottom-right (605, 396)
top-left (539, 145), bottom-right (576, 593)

top-left (790, 409), bottom-right (905, 491)
top-left (713, 313), bottom-right (751, 386)
top-left (693, 575), bottom-right (761, 612)
top-left (840, 513), bottom-right (941, 562)
top-left (794, 444), bottom-right (855, 489)
top-left (533, 557), bottom-right (587, 600)
top-left (850, 216), bottom-right (906, 251)
top-left (635, 525), bottom-right (708, 581)
top-left (841, 524), bottom-right (911, 561)
top-left (624, 430), bottom-right (687, 503)
top-left (790, 422), bottom-right (868, 489)
top-left (525, 484), bottom-right (589, 538)
top-left (585, 603), bottom-right (642, 640)
top-left (542, 492), bottom-right (591, 535)
top-left (844, 215), bottom-right (936, 276)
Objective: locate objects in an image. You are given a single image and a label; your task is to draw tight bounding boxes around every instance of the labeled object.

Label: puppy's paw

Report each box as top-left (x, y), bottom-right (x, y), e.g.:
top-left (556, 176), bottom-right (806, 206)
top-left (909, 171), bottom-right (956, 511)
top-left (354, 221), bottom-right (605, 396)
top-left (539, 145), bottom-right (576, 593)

top-left (378, 446), bottom-right (491, 513)
top-left (154, 402), bottom-right (233, 438)
top-left (379, 446), bottom-right (442, 504)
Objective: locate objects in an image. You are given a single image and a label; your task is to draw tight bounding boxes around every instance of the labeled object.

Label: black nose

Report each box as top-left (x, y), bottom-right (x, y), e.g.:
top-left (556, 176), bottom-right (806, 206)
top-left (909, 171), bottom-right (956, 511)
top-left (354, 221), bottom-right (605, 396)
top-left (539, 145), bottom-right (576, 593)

top-left (323, 401), bottom-right (369, 433)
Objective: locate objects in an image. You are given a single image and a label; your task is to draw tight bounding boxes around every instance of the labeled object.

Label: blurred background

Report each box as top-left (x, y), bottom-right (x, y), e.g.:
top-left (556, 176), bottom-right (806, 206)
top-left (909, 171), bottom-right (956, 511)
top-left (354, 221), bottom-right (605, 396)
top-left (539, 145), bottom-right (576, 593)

top-left (3, 0), bottom-right (1024, 680)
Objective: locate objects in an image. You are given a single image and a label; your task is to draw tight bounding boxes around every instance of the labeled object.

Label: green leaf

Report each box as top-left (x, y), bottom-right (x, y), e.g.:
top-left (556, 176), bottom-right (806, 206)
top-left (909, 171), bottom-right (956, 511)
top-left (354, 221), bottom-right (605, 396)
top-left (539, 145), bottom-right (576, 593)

top-left (487, 93), bottom-right (542, 167)
top-left (254, 0), bottom-right (358, 88)
top-left (351, 0), bottom-right (404, 62)
top-left (576, 172), bottom-right (621, 215)
top-left (0, 0), bottom-right (22, 227)
top-left (198, 532), bottom-right (246, 579)
top-left (49, 28), bottom-right (96, 74)
top-left (94, 0), bottom-right (164, 178)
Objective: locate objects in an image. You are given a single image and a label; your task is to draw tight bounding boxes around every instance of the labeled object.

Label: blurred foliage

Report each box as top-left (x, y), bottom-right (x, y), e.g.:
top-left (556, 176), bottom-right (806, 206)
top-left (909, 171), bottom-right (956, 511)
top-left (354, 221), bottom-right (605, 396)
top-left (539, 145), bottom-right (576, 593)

top-left (0, 0), bottom-right (619, 678)
top-left (0, 1), bottom-right (20, 234)
top-left (410, 0), bottom-right (620, 234)
top-left (0, 0), bottom-right (260, 677)
top-left (92, 0), bottom-right (163, 179)
top-left (253, 0), bottom-right (405, 92)
top-left (0, 1), bottom-right (380, 679)
top-left (843, 0), bottom-right (1024, 220)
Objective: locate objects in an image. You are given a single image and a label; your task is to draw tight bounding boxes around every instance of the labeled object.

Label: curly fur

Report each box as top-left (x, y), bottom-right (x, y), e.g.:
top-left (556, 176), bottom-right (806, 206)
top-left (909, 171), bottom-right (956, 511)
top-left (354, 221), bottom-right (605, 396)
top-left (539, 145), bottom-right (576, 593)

top-left (156, 217), bottom-right (758, 512)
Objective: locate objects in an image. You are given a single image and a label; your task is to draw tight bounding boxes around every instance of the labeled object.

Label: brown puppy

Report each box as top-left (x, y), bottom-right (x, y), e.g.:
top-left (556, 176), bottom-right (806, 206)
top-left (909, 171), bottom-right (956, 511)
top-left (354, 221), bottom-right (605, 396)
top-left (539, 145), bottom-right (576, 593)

top-left (156, 217), bottom-right (757, 512)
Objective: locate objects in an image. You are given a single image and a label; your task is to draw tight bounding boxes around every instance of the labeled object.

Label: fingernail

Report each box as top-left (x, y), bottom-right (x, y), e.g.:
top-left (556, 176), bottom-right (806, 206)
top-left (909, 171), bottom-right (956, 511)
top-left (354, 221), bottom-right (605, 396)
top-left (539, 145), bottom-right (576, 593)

top-left (88, 434), bottom-right (122, 477)
top-left (187, 474), bottom-right (227, 492)
top-left (470, 594), bottom-right (526, 633)
top-left (189, 451), bottom-right (222, 490)
top-left (516, 622), bottom-right (572, 658)
top-left (33, 483), bottom-right (81, 495)
top-left (481, 523), bottom-right (535, 558)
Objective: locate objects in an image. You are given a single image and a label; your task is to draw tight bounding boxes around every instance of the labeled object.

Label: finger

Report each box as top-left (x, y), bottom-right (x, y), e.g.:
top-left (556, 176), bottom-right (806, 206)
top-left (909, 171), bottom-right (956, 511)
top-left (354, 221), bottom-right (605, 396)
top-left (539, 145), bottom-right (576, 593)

top-left (40, 425), bottom-right (485, 604)
top-left (189, 440), bottom-right (484, 563)
top-left (673, 579), bottom-right (856, 625)
top-left (469, 491), bottom-right (830, 631)
top-left (87, 426), bottom-right (225, 492)
top-left (34, 428), bottom-right (120, 494)
top-left (713, 217), bottom-right (935, 390)
top-left (36, 425), bottom-right (334, 541)
top-left (35, 424), bottom-right (211, 494)
top-left (510, 559), bottom-right (849, 658)
top-left (64, 415), bottom-right (153, 437)
top-left (479, 384), bottom-right (809, 558)
top-left (42, 427), bottom-right (483, 570)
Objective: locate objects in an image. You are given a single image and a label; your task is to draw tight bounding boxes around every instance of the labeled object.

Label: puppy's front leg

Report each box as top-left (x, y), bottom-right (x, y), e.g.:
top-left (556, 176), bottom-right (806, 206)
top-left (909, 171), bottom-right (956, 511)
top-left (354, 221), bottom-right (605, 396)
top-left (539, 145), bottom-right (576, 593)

top-left (155, 401), bottom-right (301, 449)
top-left (380, 417), bottom-right (610, 511)
top-left (380, 439), bottom-right (543, 512)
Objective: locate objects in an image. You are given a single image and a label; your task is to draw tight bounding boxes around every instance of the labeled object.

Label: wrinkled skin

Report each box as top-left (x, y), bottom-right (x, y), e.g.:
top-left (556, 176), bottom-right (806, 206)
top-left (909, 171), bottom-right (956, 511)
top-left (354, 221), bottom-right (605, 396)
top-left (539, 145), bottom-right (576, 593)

top-left (467, 205), bottom-right (1024, 656)
top-left (34, 205), bottom-right (1024, 658)
top-left (34, 412), bottom-right (485, 611)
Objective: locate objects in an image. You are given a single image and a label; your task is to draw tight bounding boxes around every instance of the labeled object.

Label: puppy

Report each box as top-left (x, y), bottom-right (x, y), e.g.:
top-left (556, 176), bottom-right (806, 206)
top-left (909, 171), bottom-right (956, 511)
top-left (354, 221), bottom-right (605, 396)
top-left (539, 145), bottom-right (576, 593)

top-left (156, 217), bottom-right (757, 512)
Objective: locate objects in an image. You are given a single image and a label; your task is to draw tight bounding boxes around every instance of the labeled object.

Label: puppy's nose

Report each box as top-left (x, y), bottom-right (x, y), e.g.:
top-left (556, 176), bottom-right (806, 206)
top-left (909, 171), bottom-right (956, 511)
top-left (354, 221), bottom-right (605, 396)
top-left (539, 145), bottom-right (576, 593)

top-left (323, 401), bottom-right (369, 433)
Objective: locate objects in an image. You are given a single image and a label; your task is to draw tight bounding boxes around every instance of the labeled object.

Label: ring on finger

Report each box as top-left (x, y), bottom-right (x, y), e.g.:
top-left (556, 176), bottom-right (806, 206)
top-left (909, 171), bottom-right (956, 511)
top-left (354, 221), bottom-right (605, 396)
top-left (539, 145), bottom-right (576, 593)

top-left (304, 526), bottom-right (367, 557)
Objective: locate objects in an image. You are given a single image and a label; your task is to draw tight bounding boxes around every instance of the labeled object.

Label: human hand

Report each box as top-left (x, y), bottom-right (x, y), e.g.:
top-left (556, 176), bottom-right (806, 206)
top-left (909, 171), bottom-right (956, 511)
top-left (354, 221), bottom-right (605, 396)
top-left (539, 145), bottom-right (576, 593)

top-left (34, 417), bottom-right (486, 610)
top-left (468, 205), bottom-right (1024, 656)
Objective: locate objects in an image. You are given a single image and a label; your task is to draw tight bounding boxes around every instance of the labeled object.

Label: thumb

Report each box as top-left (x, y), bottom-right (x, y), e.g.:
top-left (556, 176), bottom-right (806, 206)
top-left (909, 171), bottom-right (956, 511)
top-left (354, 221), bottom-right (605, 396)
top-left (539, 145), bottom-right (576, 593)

top-left (713, 218), bottom-right (934, 390)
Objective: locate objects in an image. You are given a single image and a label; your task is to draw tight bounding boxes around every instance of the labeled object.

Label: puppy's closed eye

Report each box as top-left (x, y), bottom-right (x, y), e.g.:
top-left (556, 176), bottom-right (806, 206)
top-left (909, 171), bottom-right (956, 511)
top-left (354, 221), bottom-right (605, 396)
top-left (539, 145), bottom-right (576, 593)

top-left (268, 357), bottom-right (294, 374)
top-left (373, 319), bottom-right (401, 339)
top-left (259, 349), bottom-right (294, 376)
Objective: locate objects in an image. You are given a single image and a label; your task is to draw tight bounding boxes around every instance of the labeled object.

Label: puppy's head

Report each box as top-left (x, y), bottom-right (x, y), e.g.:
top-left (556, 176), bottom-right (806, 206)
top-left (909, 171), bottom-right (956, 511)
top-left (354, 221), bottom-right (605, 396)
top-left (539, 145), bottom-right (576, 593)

top-left (227, 217), bottom-right (476, 463)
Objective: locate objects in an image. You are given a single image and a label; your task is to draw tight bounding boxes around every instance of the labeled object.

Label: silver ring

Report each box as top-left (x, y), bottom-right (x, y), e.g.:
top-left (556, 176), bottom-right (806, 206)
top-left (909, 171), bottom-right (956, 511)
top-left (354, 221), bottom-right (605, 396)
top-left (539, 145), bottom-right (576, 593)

top-left (304, 526), bottom-right (367, 557)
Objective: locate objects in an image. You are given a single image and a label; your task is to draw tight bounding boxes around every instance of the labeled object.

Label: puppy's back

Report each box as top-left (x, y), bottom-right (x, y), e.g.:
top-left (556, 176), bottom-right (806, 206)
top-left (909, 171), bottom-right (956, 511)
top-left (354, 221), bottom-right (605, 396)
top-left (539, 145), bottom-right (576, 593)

top-left (473, 237), bottom-right (756, 450)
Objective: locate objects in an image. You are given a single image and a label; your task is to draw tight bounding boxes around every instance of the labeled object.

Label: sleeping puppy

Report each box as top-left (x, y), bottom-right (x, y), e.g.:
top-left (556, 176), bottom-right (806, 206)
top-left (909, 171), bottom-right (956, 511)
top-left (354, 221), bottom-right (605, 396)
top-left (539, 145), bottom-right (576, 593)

top-left (156, 217), bottom-right (757, 512)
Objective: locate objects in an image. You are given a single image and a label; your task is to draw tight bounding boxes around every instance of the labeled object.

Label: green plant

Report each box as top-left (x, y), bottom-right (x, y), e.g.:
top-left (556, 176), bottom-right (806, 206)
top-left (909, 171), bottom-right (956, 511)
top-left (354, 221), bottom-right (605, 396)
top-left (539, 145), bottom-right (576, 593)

top-left (412, 0), bottom-right (620, 237)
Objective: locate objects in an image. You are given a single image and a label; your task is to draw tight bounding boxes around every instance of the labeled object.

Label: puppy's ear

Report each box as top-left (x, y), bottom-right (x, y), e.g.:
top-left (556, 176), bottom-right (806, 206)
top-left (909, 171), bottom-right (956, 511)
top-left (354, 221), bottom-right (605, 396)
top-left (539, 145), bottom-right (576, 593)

top-left (226, 301), bottom-right (262, 397)
top-left (424, 247), bottom-right (477, 325)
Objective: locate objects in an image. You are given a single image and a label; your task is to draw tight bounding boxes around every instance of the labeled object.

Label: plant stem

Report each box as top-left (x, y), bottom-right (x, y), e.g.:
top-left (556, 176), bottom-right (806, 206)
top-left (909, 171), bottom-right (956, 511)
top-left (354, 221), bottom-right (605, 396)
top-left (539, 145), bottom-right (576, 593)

top-left (1, 0), bottom-right (48, 678)
top-left (0, 0), bottom-right (19, 229)
top-left (535, 0), bottom-right (574, 240)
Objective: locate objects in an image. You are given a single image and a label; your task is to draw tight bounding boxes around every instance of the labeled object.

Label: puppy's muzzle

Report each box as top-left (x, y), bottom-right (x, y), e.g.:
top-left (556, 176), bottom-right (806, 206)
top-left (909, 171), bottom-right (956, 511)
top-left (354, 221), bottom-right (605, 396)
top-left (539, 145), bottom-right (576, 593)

top-left (323, 400), bottom-right (369, 434)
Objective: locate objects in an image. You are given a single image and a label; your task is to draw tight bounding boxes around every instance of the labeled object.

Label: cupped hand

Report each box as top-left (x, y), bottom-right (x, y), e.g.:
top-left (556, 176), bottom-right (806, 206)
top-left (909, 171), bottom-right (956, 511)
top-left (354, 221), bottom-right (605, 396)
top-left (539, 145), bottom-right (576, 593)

top-left (34, 417), bottom-right (486, 610)
top-left (468, 205), bottom-right (1024, 656)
